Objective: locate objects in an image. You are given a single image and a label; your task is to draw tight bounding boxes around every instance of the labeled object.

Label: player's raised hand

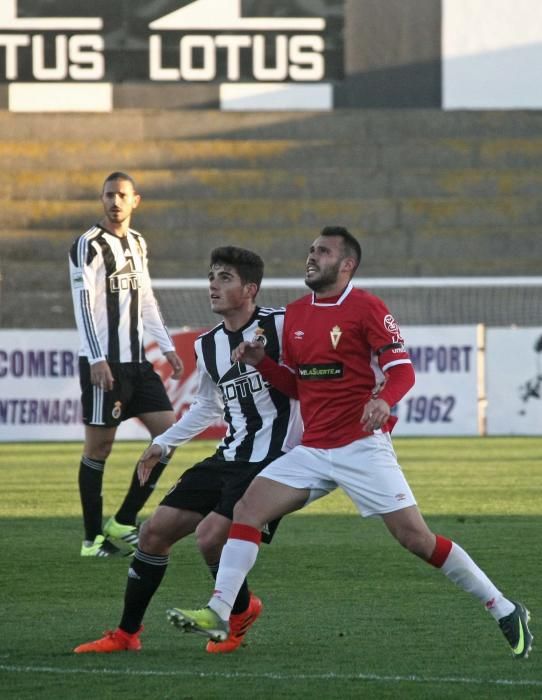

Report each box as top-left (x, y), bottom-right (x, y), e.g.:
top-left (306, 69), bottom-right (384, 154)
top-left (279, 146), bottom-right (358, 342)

top-left (137, 444), bottom-right (163, 485)
top-left (231, 341), bottom-right (265, 366)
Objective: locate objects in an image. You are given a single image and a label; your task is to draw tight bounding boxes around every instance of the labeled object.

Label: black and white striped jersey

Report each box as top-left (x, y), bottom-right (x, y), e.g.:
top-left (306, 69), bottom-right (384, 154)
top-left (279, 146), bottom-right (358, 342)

top-left (153, 307), bottom-right (302, 463)
top-left (69, 224), bottom-right (174, 364)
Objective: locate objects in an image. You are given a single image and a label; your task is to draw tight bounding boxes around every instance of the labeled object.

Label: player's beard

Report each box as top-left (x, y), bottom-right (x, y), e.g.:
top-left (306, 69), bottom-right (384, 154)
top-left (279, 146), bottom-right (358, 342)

top-left (305, 260), bottom-right (341, 292)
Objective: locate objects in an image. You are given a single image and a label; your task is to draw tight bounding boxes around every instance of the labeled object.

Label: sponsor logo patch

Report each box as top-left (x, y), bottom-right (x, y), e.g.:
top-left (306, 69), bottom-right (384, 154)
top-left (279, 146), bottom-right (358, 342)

top-left (71, 272), bottom-right (84, 289)
top-left (298, 363), bottom-right (343, 380)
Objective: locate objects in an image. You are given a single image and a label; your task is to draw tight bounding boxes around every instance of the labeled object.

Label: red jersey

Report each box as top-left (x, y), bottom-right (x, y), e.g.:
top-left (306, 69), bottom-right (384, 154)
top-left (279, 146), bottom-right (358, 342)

top-left (264, 282), bottom-right (413, 449)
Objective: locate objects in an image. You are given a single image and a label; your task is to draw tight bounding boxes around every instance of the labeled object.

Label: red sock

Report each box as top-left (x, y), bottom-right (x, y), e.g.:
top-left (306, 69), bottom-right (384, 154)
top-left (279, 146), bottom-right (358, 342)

top-left (229, 523), bottom-right (262, 545)
top-left (428, 535), bottom-right (453, 568)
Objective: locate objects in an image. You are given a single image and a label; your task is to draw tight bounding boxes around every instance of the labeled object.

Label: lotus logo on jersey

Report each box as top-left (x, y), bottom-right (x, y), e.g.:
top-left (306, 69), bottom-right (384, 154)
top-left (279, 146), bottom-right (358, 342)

top-left (109, 260), bottom-right (141, 292)
top-left (218, 365), bottom-right (267, 403)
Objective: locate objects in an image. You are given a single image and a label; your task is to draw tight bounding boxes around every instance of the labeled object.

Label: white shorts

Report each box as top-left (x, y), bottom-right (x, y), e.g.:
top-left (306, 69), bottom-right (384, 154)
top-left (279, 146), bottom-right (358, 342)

top-left (259, 432), bottom-right (417, 517)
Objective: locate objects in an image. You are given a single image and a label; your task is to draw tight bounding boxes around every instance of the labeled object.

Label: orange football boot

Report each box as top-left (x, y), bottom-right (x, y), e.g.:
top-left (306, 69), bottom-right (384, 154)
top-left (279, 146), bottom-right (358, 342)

top-left (206, 594), bottom-right (262, 654)
top-left (74, 626), bottom-right (143, 653)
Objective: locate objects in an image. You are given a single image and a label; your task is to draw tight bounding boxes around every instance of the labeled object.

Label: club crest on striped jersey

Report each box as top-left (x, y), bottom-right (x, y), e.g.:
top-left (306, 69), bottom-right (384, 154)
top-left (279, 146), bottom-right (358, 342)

top-left (330, 325), bottom-right (342, 349)
top-left (252, 326), bottom-right (267, 346)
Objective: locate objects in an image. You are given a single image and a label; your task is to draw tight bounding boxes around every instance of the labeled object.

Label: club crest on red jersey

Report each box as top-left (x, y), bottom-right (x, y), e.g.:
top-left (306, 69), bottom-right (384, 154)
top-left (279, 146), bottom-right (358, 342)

top-left (330, 325), bottom-right (342, 349)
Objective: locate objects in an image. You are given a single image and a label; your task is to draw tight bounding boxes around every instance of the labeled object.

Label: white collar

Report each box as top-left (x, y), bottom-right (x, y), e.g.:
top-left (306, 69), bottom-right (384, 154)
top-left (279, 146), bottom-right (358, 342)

top-left (311, 281), bottom-right (354, 307)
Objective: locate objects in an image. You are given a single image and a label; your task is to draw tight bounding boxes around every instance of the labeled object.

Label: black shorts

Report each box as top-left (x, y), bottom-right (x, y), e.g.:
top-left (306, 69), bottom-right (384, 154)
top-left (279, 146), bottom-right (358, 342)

top-left (160, 455), bottom-right (281, 544)
top-left (79, 357), bottom-right (173, 427)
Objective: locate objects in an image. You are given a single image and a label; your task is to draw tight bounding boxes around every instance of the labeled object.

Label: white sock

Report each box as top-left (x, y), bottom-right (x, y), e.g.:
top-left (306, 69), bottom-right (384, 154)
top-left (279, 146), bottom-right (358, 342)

top-left (208, 537), bottom-right (260, 621)
top-left (440, 542), bottom-right (515, 620)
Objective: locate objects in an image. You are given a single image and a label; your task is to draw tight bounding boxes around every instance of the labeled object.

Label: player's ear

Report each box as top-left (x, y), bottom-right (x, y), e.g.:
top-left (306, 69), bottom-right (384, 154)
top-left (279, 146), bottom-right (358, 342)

top-left (244, 281), bottom-right (258, 299)
top-left (132, 193), bottom-right (141, 209)
top-left (341, 256), bottom-right (356, 275)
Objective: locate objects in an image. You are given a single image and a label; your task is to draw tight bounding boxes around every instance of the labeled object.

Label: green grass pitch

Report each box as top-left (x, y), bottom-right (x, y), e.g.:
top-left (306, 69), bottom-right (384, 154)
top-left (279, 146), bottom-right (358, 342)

top-left (0, 437), bottom-right (540, 699)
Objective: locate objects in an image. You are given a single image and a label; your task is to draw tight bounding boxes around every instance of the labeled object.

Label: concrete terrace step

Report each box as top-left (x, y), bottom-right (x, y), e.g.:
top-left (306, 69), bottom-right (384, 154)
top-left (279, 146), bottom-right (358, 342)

top-left (0, 197), bottom-right (396, 232)
top-left (1, 195), bottom-right (541, 231)
top-left (2, 167), bottom-right (542, 200)
top-left (1, 109), bottom-right (542, 141)
top-left (4, 138), bottom-right (542, 171)
top-left (0, 167), bottom-right (389, 200)
top-left (1, 224), bottom-right (539, 273)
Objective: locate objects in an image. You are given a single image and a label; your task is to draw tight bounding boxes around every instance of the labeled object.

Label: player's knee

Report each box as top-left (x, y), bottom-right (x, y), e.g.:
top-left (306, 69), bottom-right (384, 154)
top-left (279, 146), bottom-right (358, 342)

top-left (85, 440), bottom-right (114, 461)
top-left (232, 496), bottom-right (264, 528)
top-left (139, 517), bottom-right (169, 553)
top-left (232, 496), bottom-right (249, 523)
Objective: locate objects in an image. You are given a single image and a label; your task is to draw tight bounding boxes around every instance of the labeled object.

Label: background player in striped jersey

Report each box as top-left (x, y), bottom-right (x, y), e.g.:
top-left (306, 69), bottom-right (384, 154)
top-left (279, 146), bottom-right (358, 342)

top-left (69, 172), bottom-right (183, 557)
top-left (73, 246), bottom-right (301, 654)
top-left (170, 226), bottom-right (533, 660)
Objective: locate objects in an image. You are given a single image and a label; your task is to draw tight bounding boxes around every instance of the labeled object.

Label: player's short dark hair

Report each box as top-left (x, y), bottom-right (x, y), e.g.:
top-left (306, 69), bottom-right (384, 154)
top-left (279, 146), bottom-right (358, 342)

top-left (210, 246), bottom-right (264, 291)
top-left (103, 171), bottom-right (137, 192)
top-left (320, 225), bottom-right (362, 272)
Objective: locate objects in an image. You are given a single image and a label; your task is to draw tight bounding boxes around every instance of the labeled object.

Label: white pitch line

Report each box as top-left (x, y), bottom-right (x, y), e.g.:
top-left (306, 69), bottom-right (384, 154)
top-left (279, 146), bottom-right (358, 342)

top-left (0, 665), bottom-right (540, 688)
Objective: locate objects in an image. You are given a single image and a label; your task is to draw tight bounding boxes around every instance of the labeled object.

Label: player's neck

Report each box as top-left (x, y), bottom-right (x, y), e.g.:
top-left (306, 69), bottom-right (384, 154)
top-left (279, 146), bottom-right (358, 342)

top-left (100, 217), bottom-right (130, 238)
top-left (222, 303), bottom-right (256, 332)
top-left (314, 279), bottom-right (350, 300)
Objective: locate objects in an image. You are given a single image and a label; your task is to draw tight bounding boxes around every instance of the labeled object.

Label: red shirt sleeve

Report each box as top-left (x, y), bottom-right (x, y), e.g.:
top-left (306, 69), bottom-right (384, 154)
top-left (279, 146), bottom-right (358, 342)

top-left (256, 355), bottom-right (299, 399)
top-left (378, 362), bottom-right (415, 407)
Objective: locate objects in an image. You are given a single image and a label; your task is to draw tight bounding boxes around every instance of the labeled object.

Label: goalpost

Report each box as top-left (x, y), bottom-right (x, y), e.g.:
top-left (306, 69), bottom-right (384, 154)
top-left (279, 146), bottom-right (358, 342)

top-left (152, 276), bottom-right (542, 329)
